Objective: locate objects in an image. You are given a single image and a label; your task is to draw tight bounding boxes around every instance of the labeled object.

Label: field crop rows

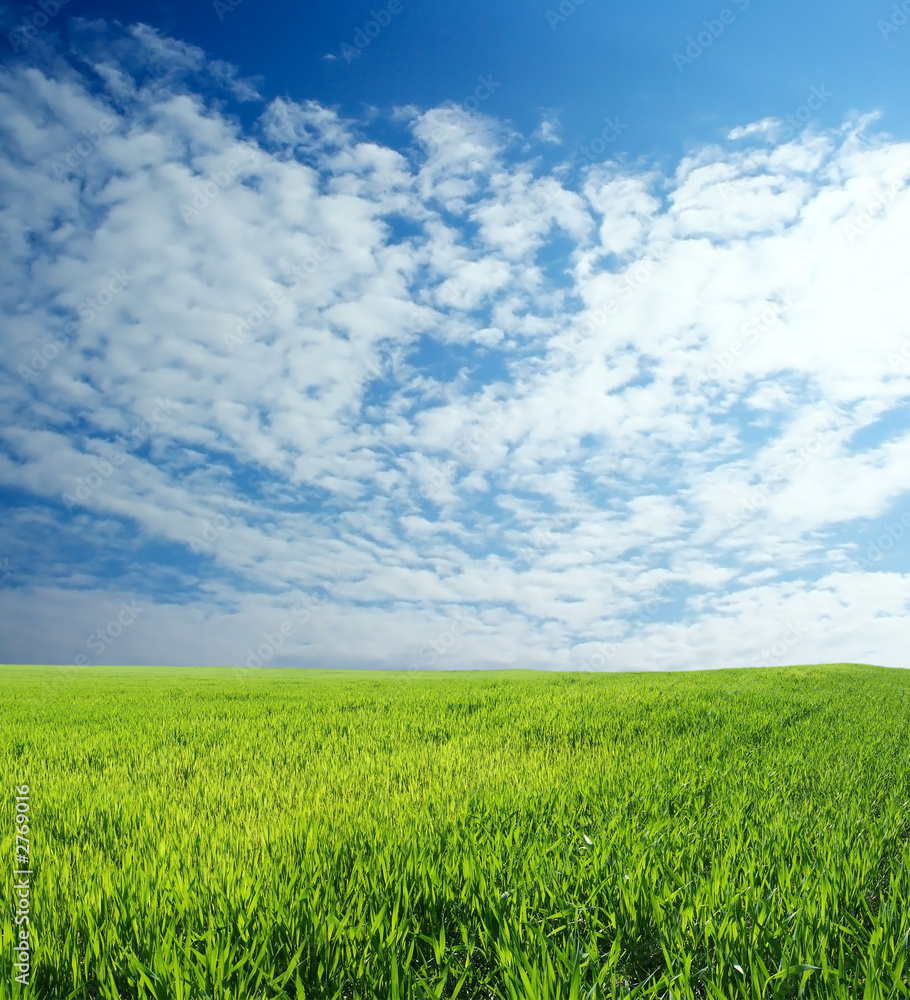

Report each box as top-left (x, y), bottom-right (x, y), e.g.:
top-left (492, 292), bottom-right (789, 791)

top-left (1, 663), bottom-right (909, 999)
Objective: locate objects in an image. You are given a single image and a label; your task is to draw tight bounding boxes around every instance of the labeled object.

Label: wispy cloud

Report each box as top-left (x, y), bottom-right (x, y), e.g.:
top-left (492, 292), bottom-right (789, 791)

top-left (534, 111), bottom-right (562, 145)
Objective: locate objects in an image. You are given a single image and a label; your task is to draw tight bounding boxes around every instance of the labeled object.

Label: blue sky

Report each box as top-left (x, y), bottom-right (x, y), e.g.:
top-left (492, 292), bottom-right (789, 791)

top-left (1, 0), bottom-right (910, 672)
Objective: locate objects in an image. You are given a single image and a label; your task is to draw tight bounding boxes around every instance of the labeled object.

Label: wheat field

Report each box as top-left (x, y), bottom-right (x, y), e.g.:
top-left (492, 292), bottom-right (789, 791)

top-left (1, 662), bottom-right (909, 999)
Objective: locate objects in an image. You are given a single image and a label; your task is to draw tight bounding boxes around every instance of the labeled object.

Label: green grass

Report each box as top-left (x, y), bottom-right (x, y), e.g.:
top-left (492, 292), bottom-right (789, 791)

top-left (2, 662), bottom-right (910, 999)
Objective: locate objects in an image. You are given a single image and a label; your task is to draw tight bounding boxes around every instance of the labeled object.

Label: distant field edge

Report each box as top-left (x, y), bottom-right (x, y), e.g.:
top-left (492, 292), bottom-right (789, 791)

top-left (0, 660), bottom-right (899, 677)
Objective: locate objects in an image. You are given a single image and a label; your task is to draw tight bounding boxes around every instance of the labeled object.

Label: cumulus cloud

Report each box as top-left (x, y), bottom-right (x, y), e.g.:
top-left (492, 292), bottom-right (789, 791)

top-left (1, 20), bottom-right (910, 674)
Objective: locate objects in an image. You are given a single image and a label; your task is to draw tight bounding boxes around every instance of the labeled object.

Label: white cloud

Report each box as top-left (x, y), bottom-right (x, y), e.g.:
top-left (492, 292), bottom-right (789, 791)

top-left (728, 117), bottom-right (783, 141)
top-left (533, 111), bottom-right (562, 146)
top-left (1, 23), bottom-right (909, 674)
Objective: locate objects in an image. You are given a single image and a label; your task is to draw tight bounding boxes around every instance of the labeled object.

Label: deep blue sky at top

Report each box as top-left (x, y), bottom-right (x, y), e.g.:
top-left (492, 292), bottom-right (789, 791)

top-left (6, 0), bottom-right (908, 163)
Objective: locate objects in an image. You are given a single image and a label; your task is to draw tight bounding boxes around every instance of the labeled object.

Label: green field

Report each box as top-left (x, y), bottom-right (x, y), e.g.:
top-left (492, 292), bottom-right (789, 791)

top-left (2, 663), bottom-right (910, 999)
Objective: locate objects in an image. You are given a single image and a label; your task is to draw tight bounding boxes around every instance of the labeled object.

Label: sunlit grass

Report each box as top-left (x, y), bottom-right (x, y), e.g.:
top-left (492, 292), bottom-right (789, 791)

top-left (1, 662), bottom-right (909, 998)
